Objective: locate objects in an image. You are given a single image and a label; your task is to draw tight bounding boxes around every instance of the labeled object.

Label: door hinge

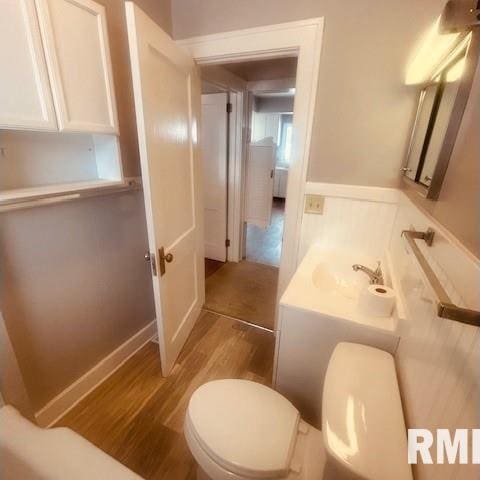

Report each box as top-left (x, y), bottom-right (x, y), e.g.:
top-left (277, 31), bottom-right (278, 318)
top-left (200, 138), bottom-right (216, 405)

top-left (225, 239), bottom-right (231, 247)
top-left (226, 102), bottom-right (232, 113)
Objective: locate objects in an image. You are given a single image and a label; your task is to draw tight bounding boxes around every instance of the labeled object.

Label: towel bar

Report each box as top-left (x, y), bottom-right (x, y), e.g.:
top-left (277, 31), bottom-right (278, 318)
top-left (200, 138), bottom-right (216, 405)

top-left (401, 229), bottom-right (480, 327)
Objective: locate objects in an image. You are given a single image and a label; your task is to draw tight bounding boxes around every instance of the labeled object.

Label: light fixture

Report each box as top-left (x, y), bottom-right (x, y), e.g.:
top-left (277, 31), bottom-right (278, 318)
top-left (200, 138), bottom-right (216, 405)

top-left (405, 16), bottom-right (465, 85)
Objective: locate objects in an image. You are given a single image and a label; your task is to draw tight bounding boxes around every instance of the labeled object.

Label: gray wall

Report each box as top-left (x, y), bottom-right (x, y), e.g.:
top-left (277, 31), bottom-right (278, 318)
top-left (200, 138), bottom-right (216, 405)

top-left (0, 193), bottom-right (155, 410)
top-left (172, 0), bottom-right (445, 187)
top-left (0, 0), bottom-right (171, 412)
top-left (172, 0), bottom-right (479, 259)
top-left (255, 96), bottom-right (294, 113)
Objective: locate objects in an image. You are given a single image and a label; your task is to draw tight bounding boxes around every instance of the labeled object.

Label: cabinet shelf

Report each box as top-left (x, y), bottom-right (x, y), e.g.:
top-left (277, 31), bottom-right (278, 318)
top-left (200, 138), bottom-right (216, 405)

top-left (0, 179), bottom-right (129, 205)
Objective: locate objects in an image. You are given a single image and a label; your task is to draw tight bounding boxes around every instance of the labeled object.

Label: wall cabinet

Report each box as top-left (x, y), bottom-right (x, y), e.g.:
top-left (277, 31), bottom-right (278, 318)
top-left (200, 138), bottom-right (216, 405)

top-left (0, 0), bottom-right (123, 206)
top-left (0, 0), bottom-right (57, 130)
top-left (0, 0), bottom-right (118, 134)
top-left (36, 0), bottom-right (118, 133)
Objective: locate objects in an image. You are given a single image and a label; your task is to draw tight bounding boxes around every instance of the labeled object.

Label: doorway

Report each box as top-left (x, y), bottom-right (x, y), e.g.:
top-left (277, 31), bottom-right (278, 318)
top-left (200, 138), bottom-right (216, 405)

top-left (200, 58), bottom-right (297, 330)
top-left (128, 7), bottom-right (324, 373)
top-left (246, 91), bottom-right (295, 267)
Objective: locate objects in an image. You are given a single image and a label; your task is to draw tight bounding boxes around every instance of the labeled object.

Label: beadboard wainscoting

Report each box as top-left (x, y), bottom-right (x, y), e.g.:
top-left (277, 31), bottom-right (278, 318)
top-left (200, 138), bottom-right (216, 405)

top-left (299, 182), bottom-right (400, 261)
top-left (298, 183), bottom-right (479, 478)
top-left (389, 193), bottom-right (480, 480)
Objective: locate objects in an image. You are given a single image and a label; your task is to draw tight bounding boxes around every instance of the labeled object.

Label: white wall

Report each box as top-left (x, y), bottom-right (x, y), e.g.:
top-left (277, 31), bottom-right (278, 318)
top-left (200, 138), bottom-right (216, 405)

top-left (389, 193), bottom-right (480, 480)
top-left (299, 183), bottom-right (399, 261)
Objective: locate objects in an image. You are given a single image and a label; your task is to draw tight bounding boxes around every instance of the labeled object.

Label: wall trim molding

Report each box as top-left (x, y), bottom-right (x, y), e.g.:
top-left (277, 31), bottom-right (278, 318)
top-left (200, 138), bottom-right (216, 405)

top-left (305, 182), bottom-right (400, 204)
top-left (35, 320), bottom-right (157, 427)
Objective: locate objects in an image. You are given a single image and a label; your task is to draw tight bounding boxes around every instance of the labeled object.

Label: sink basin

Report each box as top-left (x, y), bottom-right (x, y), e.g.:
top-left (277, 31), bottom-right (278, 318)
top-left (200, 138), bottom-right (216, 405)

top-left (312, 259), bottom-right (369, 300)
top-left (280, 245), bottom-right (398, 331)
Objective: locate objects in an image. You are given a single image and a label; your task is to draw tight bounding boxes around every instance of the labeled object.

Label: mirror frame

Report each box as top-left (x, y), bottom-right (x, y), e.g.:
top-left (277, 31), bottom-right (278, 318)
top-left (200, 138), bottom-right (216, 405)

top-left (402, 29), bottom-right (479, 200)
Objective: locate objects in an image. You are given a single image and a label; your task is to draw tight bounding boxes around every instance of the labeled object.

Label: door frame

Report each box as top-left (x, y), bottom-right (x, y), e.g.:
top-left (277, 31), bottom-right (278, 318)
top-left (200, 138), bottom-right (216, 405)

top-left (227, 90), bottom-right (244, 263)
top-left (178, 17), bottom-right (324, 298)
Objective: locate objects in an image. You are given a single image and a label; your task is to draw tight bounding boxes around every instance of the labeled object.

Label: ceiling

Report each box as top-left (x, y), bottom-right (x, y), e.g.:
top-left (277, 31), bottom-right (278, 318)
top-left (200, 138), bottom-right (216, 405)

top-left (221, 57), bottom-right (297, 82)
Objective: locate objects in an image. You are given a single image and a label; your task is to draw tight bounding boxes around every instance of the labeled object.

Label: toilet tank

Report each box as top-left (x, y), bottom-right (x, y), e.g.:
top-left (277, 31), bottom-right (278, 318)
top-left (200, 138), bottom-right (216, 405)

top-left (322, 343), bottom-right (413, 480)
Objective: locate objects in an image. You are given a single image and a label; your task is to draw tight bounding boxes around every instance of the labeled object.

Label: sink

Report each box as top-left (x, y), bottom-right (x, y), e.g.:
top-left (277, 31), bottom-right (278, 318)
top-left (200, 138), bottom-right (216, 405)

top-left (312, 259), bottom-right (369, 300)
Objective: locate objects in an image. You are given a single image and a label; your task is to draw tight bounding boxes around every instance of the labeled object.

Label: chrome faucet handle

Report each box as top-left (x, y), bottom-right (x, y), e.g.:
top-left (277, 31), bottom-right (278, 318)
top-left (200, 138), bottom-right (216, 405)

top-left (373, 261), bottom-right (384, 284)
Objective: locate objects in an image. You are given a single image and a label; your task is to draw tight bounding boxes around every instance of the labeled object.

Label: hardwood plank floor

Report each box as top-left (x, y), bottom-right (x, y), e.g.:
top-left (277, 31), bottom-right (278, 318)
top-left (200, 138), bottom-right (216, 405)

top-left (204, 261), bottom-right (278, 330)
top-left (55, 310), bottom-right (275, 479)
top-left (246, 198), bottom-right (285, 266)
top-left (204, 258), bottom-right (225, 278)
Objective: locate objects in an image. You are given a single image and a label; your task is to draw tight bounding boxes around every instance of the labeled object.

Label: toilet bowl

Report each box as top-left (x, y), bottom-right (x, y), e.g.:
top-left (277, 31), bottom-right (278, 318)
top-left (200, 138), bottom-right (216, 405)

top-left (184, 342), bottom-right (413, 480)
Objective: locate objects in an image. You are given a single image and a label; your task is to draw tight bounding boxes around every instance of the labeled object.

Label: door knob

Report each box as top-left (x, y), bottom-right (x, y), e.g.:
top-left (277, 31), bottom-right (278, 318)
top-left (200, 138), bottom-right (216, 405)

top-left (158, 247), bottom-right (174, 276)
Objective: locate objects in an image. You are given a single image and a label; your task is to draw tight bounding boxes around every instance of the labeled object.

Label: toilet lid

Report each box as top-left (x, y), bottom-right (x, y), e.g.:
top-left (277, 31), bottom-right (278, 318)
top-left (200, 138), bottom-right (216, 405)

top-left (187, 379), bottom-right (300, 478)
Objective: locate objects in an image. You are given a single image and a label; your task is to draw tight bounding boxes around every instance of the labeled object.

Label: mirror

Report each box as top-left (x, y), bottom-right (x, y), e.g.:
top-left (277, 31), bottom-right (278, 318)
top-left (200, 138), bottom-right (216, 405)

top-left (402, 33), bottom-right (478, 199)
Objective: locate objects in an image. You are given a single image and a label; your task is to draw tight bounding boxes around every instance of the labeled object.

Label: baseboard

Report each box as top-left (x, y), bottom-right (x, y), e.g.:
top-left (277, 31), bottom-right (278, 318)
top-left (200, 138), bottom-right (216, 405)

top-left (35, 320), bottom-right (157, 427)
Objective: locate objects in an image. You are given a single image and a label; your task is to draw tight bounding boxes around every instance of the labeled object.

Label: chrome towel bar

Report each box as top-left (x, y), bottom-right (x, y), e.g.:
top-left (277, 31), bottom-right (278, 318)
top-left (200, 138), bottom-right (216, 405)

top-left (401, 229), bottom-right (480, 327)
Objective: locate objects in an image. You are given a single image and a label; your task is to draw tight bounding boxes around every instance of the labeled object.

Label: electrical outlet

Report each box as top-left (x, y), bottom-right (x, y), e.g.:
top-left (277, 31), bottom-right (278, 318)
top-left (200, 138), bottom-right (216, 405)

top-left (304, 194), bottom-right (324, 214)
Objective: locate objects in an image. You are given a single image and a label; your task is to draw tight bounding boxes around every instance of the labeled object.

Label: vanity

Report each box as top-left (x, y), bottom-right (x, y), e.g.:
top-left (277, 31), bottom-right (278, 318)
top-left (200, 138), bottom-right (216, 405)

top-left (274, 245), bottom-right (401, 427)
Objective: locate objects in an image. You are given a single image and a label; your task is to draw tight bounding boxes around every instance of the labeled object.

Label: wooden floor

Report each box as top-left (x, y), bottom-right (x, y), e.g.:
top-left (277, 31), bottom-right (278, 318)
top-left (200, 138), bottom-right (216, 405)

top-left (246, 198), bottom-right (285, 266)
top-left (55, 311), bottom-right (275, 479)
top-left (204, 258), bottom-right (225, 278)
top-left (204, 261), bottom-right (278, 330)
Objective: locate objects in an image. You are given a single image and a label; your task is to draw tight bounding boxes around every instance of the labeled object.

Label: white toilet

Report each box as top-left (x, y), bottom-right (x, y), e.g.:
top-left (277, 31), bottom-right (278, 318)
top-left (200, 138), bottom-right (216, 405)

top-left (184, 342), bottom-right (413, 480)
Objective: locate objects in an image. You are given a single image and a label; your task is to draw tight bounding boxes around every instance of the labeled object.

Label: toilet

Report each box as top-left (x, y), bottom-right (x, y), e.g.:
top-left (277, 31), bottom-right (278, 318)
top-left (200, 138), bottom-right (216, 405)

top-left (184, 342), bottom-right (413, 480)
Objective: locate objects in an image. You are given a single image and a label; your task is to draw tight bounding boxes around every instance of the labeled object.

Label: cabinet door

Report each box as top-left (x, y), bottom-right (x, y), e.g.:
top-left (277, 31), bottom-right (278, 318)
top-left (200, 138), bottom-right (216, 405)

top-left (279, 169), bottom-right (288, 198)
top-left (36, 0), bottom-right (118, 133)
top-left (0, 0), bottom-right (57, 130)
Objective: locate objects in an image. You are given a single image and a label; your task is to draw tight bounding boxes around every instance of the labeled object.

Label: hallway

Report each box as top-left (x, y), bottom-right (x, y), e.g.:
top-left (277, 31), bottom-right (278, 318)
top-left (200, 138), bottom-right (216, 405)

top-left (246, 198), bottom-right (285, 267)
top-left (204, 261), bottom-right (278, 330)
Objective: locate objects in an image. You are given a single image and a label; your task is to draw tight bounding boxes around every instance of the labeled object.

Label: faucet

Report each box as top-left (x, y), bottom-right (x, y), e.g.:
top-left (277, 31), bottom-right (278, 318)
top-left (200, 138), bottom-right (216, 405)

top-left (352, 261), bottom-right (384, 285)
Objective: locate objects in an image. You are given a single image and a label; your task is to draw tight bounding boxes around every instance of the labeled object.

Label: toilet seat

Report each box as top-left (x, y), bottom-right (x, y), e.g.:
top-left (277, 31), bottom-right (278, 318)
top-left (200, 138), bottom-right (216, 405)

top-left (185, 379), bottom-right (301, 479)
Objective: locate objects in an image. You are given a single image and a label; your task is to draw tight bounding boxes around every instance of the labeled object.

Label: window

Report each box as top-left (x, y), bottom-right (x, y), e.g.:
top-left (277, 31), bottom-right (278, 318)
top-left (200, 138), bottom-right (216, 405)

top-left (278, 114), bottom-right (293, 166)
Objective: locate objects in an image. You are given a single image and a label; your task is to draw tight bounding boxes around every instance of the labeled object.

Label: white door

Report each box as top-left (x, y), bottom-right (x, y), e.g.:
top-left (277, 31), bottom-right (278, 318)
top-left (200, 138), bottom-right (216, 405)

top-left (245, 139), bottom-right (276, 228)
top-left (201, 93), bottom-right (228, 262)
top-left (126, 2), bottom-right (204, 376)
top-left (0, 0), bottom-right (57, 130)
top-left (36, 0), bottom-right (118, 133)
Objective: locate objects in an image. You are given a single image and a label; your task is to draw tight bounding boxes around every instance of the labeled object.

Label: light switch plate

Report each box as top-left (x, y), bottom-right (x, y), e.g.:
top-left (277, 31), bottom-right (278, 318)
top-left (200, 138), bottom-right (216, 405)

top-left (304, 194), bottom-right (324, 214)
